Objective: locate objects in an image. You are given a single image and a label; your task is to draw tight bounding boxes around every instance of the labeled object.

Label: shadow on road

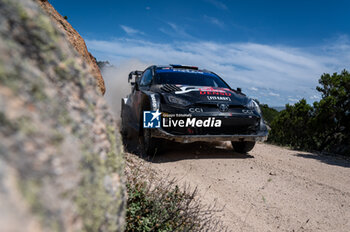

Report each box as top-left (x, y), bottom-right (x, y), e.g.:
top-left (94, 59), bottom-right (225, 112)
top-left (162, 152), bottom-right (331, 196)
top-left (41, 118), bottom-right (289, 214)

top-left (124, 138), bottom-right (254, 163)
top-left (295, 153), bottom-right (350, 168)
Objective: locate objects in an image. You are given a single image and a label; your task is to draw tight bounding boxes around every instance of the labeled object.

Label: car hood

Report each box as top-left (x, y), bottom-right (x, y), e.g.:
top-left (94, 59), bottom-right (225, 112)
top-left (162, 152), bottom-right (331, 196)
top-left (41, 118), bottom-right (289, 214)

top-left (152, 84), bottom-right (250, 106)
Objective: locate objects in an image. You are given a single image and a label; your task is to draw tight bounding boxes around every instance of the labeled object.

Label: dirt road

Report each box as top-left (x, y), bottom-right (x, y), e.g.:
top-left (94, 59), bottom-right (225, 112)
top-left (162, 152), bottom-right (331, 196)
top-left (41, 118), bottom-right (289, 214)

top-left (131, 142), bottom-right (350, 231)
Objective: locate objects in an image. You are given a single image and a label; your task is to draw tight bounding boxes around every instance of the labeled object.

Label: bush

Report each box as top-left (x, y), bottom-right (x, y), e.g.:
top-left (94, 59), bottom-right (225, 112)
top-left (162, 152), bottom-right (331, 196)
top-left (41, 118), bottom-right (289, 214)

top-left (268, 70), bottom-right (350, 156)
top-left (268, 99), bottom-right (314, 150)
top-left (312, 70), bottom-right (350, 154)
top-left (259, 103), bottom-right (280, 126)
top-left (125, 155), bottom-right (225, 232)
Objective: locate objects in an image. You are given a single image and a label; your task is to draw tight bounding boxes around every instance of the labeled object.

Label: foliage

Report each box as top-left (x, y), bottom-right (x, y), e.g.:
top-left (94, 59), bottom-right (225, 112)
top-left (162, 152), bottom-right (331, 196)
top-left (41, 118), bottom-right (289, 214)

top-left (268, 70), bottom-right (350, 156)
top-left (312, 70), bottom-right (350, 153)
top-left (268, 99), bottom-right (314, 150)
top-left (97, 60), bottom-right (112, 69)
top-left (259, 103), bottom-right (280, 125)
top-left (125, 159), bottom-right (225, 232)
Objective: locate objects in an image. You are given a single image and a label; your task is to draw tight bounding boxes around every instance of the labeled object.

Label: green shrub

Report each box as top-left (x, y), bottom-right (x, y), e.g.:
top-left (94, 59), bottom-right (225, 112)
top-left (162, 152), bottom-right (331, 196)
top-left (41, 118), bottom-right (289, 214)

top-left (268, 99), bottom-right (314, 150)
top-left (268, 70), bottom-right (350, 156)
top-left (312, 70), bottom-right (350, 154)
top-left (259, 103), bottom-right (280, 126)
top-left (125, 157), bottom-right (225, 232)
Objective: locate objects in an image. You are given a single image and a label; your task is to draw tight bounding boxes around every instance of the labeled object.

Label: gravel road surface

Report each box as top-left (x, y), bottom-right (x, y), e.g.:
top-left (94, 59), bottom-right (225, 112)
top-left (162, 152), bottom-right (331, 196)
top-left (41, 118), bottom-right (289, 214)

top-left (129, 142), bottom-right (350, 231)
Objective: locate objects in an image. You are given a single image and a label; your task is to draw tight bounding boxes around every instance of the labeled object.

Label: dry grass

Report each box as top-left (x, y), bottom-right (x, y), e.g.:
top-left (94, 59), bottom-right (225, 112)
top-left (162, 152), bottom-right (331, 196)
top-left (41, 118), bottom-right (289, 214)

top-left (124, 153), bottom-right (227, 231)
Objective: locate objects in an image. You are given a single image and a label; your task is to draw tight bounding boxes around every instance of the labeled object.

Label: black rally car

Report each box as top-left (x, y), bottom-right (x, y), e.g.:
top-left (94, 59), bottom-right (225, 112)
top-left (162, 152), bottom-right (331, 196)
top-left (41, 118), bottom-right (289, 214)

top-left (121, 64), bottom-right (268, 155)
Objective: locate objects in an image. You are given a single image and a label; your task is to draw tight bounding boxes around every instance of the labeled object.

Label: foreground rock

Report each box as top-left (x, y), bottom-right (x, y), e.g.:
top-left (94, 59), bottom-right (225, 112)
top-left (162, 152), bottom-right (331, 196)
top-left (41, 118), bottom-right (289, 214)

top-left (0, 0), bottom-right (124, 231)
top-left (36, 0), bottom-right (106, 95)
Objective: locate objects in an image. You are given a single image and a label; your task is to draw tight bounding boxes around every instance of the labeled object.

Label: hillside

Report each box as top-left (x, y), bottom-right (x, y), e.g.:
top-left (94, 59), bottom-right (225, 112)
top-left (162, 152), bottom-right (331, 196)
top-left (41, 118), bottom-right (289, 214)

top-left (36, 0), bottom-right (106, 95)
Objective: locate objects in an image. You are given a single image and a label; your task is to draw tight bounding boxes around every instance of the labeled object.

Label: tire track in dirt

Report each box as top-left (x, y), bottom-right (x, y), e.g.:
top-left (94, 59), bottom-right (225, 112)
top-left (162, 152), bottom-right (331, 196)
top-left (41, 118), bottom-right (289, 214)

top-left (130, 142), bottom-right (350, 231)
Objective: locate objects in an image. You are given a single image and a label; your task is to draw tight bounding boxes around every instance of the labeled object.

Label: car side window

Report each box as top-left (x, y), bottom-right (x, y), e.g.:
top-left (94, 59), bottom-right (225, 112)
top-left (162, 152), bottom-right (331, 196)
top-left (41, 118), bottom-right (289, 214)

top-left (140, 69), bottom-right (153, 86)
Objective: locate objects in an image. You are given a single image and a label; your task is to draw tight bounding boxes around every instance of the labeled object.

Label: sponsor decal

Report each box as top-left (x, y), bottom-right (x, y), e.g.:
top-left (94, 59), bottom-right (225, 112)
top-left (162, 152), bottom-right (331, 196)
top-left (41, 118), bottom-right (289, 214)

top-left (150, 94), bottom-right (158, 110)
top-left (143, 110), bottom-right (161, 128)
top-left (172, 69), bottom-right (204, 74)
top-left (200, 91), bottom-right (231, 96)
top-left (175, 86), bottom-right (199, 95)
top-left (207, 96), bottom-right (231, 101)
top-left (199, 87), bottom-right (231, 96)
top-left (175, 86), bottom-right (232, 96)
top-left (189, 108), bottom-right (203, 113)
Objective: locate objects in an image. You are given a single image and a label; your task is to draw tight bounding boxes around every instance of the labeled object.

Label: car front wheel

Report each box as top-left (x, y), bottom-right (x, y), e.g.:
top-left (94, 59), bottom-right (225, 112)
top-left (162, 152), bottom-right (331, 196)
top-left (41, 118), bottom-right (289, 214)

top-left (231, 141), bottom-right (256, 153)
top-left (140, 128), bottom-right (160, 156)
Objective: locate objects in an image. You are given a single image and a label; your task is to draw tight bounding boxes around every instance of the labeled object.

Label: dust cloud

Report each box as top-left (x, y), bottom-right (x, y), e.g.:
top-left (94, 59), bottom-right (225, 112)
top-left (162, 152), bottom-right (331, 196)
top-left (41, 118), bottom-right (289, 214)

top-left (101, 59), bottom-right (149, 119)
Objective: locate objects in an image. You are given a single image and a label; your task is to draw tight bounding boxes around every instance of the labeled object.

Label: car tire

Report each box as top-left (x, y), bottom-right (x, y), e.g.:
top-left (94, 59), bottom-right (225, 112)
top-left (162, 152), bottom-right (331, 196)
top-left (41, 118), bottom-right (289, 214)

top-left (231, 141), bottom-right (256, 153)
top-left (140, 128), bottom-right (160, 156)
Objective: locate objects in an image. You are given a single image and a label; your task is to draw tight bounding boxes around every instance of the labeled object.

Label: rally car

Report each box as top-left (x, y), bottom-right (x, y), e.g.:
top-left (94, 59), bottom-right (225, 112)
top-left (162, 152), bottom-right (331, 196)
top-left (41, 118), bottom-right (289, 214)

top-left (121, 64), bottom-right (268, 155)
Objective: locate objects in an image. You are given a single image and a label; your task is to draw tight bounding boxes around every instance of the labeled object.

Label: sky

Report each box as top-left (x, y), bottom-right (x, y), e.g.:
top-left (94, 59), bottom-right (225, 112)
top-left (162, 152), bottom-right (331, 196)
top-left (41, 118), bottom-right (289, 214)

top-left (50, 0), bottom-right (350, 106)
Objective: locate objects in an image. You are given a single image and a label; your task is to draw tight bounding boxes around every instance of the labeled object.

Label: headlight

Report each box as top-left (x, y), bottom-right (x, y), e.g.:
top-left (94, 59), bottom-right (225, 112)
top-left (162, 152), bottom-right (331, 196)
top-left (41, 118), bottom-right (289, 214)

top-left (167, 96), bottom-right (191, 106)
top-left (246, 99), bottom-right (261, 114)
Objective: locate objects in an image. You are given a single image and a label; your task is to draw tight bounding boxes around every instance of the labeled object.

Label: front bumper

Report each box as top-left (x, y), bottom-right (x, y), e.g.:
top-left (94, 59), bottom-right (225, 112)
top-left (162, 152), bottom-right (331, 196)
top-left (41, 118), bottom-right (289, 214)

top-left (154, 105), bottom-right (268, 143)
top-left (152, 127), bottom-right (268, 143)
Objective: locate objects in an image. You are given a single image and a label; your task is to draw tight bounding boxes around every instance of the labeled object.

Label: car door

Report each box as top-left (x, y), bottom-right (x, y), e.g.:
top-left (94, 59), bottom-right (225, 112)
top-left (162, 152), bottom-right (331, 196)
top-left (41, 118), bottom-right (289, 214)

top-left (132, 68), bottom-right (153, 131)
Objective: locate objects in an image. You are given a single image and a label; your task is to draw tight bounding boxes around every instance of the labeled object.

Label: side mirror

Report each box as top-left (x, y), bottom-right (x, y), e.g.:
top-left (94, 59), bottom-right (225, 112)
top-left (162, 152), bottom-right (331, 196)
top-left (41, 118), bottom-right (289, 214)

top-left (134, 81), bottom-right (139, 91)
top-left (237, 87), bottom-right (242, 93)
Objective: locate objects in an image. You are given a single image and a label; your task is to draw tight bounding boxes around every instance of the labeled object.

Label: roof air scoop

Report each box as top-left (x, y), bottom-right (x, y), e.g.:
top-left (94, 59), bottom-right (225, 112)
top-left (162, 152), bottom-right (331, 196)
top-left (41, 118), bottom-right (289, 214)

top-left (170, 64), bottom-right (199, 70)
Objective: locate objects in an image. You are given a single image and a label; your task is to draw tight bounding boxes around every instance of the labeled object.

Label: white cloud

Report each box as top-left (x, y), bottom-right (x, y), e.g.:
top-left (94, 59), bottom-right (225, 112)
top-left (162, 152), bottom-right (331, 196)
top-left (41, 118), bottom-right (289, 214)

top-left (86, 37), bottom-right (350, 105)
top-left (120, 25), bottom-right (144, 36)
top-left (269, 92), bottom-right (280, 97)
top-left (159, 22), bottom-right (194, 39)
top-left (204, 0), bottom-right (228, 10)
top-left (204, 15), bottom-right (225, 29)
top-left (288, 98), bottom-right (299, 103)
top-left (310, 94), bottom-right (321, 100)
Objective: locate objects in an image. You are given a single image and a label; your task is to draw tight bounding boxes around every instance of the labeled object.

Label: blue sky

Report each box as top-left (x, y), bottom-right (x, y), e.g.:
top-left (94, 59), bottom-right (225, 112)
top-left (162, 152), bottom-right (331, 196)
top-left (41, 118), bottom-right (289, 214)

top-left (50, 0), bottom-right (350, 106)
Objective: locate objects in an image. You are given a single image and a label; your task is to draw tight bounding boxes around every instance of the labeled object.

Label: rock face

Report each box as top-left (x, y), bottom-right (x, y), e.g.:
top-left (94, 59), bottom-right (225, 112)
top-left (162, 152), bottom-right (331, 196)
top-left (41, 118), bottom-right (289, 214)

top-left (0, 0), bottom-right (124, 231)
top-left (36, 0), bottom-right (106, 95)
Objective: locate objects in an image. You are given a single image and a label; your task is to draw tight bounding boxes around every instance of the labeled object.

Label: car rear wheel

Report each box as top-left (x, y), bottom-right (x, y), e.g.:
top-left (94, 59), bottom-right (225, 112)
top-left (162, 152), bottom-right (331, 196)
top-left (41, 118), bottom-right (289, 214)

top-left (120, 117), bottom-right (128, 138)
top-left (140, 128), bottom-right (160, 156)
top-left (231, 141), bottom-right (256, 153)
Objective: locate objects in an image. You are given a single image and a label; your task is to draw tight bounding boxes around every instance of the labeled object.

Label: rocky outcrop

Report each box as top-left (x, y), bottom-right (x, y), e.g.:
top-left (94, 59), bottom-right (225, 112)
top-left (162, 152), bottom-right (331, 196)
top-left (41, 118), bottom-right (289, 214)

top-left (0, 0), bottom-right (124, 231)
top-left (36, 0), bottom-right (106, 95)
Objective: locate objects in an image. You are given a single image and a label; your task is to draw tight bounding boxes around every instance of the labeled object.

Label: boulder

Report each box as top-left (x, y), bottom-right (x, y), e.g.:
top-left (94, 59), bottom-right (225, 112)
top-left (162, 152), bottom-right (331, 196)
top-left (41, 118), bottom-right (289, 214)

top-left (0, 0), bottom-right (125, 231)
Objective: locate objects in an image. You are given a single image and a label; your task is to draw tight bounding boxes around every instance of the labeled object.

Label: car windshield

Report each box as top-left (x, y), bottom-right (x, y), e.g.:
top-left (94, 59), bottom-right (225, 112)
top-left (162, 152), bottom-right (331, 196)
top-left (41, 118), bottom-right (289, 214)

top-left (154, 69), bottom-right (230, 88)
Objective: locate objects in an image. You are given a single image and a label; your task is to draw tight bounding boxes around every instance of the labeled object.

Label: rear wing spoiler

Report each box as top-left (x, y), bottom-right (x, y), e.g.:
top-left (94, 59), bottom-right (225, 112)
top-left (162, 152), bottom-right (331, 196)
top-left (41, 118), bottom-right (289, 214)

top-left (128, 71), bottom-right (143, 83)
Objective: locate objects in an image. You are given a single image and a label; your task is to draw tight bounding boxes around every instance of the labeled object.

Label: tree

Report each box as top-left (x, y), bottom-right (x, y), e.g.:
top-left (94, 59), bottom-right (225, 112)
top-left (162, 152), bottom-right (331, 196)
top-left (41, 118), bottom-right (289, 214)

top-left (268, 99), bottom-right (313, 150)
top-left (96, 60), bottom-right (112, 69)
top-left (259, 103), bottom-right (280, 126)
top-left (313, 70), bottom-right (350, 153)
top-left (268, 69), bottom-right (350, 156)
